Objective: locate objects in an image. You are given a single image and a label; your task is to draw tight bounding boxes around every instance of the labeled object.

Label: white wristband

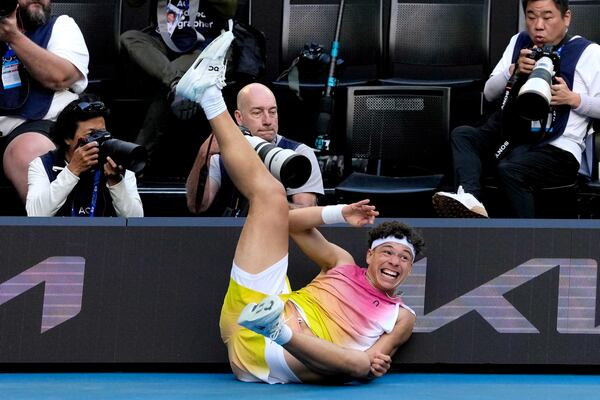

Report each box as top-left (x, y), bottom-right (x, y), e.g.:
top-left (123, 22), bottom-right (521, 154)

top-left (321, 204), bottom-right (346, 224)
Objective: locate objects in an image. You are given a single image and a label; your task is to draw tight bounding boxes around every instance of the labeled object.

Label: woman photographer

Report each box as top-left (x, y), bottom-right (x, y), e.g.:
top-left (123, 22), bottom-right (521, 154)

top-left (25, 94), bottom-right (144, 217)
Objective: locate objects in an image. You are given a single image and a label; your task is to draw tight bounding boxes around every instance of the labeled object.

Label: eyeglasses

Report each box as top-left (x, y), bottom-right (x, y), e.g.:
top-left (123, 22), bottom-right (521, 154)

top-left (76, 101), bottom-right (107, 113)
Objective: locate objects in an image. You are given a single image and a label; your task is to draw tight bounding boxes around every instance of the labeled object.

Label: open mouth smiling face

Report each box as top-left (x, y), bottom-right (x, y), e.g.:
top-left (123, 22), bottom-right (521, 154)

top-left (366, 242), bottom-right (413, 295)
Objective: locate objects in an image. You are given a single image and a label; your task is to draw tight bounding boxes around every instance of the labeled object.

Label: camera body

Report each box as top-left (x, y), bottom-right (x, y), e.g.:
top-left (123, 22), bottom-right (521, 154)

top-left (80, 129), bottom-right (147, 174)
top-left (0, 0), bottom-right (17, 18)
top-left (80, 129), bottom-right (112, 147)
top-left (528, 45), bottom-right (561, 64)
top-left (300, 42), bottom-right (330, 65)
top-left (295, 42), bottom-right (344, 83)
top-left (515, 45), bottom-right (561, 121)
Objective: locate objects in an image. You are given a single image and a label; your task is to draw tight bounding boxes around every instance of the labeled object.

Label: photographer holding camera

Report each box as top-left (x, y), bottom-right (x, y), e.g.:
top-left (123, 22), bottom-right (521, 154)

top-left (25, 95), bottom-right (144, 217)
top-left (0, 0), bottom-right (89, 202)
top-left (185, 83), bottom-right (324, 216)
top-left (433, 0), bottom-right (600, 218)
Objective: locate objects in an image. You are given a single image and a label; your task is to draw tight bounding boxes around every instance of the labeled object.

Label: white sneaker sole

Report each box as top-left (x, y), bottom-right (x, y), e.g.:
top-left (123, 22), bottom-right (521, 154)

top-left (432, 193), bottom-right (488, 218)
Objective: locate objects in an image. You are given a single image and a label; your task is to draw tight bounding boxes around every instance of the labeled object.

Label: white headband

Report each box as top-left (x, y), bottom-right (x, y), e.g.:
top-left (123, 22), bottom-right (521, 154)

top-left (371, 236), bottom-right (415, 260)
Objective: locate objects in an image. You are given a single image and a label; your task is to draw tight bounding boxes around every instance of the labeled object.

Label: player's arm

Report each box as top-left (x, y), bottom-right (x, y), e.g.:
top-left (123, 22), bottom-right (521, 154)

top-left (288, 200), bottom-right (377, 271)
top-left (365, 308), bottom-right (416, 376)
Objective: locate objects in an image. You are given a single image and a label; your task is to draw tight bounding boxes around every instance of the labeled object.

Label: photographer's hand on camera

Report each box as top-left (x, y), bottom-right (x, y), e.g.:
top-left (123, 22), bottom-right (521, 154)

top-left (104, 156), bottom-right (124, 186)
top-left (67, 141), bottom-right (99, 176)
top-left (0, 8), bottom-right (20, 42)
top-left (551, 76), bottom-right (581, 108)
top-left (512, 48), bottom-right (537, 76)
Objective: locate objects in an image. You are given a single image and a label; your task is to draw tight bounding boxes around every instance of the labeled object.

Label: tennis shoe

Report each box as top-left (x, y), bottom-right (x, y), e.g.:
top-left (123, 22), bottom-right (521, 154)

top-left (176, 29), bottom-right (235, 103)
top-left (238, 295), bottom-right (286, 342)
top-left (432, 185), bottom-right (489, 218)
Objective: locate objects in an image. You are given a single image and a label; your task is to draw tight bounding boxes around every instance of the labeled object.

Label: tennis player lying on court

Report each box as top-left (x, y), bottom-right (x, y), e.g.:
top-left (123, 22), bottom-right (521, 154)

top-left (177, 28), bottom-right (423, 384)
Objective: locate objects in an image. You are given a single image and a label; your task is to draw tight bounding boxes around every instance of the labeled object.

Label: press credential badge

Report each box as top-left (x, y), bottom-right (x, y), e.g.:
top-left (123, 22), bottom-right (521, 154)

top-left (2, 46), bottom-right (21, 89)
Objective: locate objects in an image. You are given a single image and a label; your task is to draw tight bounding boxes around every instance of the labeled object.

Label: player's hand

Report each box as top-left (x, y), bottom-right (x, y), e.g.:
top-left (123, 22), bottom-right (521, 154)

top-left (342, 199), bottom-right (378, 227)
top-left (368, 352), bottom-right (392, 378)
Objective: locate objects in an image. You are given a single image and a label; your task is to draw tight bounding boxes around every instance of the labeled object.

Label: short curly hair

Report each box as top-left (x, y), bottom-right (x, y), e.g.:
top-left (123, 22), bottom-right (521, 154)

top-left (367, 221), bottom-right (425, 257)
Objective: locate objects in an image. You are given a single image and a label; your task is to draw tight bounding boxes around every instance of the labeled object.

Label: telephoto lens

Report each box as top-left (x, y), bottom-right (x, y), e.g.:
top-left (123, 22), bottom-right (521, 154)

top-left (244, 135), bottom-right (312, 189)
top-left (516, 56), bottom-right (555, 121)
top-left (100, 138), bottom-right (147, 175)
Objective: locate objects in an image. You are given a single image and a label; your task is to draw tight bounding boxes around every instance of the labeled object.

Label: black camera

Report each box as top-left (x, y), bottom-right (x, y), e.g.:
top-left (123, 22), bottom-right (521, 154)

top-left (515, 45), bottom-right (561, 121)
top-left (300, 43), bottom-right (330, 64)
top-left (80, 129), bottom-right (147, 174)
top-left (0, 0), bottom-right (17, 17)
top-left (295, 42), bottom-right (343, 83)
top-left (529, 45), bottom-right (559, 61)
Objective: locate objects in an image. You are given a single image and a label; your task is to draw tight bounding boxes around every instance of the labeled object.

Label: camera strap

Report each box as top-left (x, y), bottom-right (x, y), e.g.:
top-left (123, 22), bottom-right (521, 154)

top-left (72, 169), bottom-right (102, 217)
top-left (276, 56), bottom-right (302, 100)
top-left (553, 33), bottom-right (571, 54)
top-left (88, 169), bottom-right (102, 217)
top-left (193, 133), bottom-right (214, 208)
top-left (534, 34), bottom-right (572, 139)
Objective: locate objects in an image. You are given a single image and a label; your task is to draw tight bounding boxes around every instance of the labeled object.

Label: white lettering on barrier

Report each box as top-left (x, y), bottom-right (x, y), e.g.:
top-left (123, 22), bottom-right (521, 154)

top-left (0, 257), bottom-right (85, 333)
top-left (402, 258), bottom-right (600, 334)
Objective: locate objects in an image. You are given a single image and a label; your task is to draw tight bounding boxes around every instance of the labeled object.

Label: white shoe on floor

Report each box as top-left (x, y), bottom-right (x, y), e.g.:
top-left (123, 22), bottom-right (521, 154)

top-left (238, 295), bottom-right (286, 342)
top-left (432, 185), bottom-right (489, 218)
top-left (176, 29), bottom-right (235, 103)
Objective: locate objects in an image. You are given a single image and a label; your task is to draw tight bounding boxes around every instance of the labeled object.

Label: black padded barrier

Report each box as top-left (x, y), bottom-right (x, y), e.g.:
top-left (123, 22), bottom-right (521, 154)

top-left (3, 217), bottom-right (600, 367)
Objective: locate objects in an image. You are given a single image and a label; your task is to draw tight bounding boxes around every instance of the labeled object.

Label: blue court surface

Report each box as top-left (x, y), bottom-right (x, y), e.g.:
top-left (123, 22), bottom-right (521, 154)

top-left (2, 373), bottom-right (600, 400)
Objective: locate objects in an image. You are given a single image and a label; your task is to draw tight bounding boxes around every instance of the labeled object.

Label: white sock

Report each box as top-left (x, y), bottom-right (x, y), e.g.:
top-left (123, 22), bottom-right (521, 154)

top-left (200, 85), bottom-right (227, 120)
top-left (274, 323), bottom-right (293, 346)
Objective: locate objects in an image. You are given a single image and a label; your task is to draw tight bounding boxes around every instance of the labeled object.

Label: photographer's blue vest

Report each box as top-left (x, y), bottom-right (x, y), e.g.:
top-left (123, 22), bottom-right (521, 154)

top-left (0, 16), bottom-right (58, 119)
top-left (215, 135), bottom-right (302, 217)
top-left (510, 31), bottom-right (592, 141)
top-left (40, 150), bottom-right (117, 217)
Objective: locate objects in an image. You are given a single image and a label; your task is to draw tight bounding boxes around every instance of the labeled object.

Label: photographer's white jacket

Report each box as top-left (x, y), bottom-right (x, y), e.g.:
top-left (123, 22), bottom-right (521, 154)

top-left (25, 157), bottom-right (144, 217)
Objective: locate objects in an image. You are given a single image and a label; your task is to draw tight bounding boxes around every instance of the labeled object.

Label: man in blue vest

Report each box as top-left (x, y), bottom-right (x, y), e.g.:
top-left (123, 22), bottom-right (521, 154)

top-left (0, 0), bottom-right (89, 202)
top-left (433, 0), bottom-right (600, 218)
top-left (185, 83), bottom-right (324, 216)
top-left (120, 0), bottom-right (237, 170)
